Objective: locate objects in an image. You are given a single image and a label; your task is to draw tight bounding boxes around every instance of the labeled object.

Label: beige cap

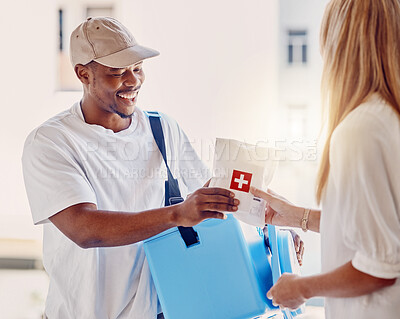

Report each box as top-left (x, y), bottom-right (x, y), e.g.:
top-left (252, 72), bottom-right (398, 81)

top-left (70, 16), bottom-right (160, 68)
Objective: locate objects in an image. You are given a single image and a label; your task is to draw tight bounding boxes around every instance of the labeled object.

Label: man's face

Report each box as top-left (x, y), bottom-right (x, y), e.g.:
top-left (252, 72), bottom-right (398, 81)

top-left (87, 61), bottom-right (145, 118)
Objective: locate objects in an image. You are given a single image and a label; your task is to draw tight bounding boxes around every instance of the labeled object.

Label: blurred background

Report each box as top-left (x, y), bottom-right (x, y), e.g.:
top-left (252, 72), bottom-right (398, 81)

top-left (0, 0), bottom-right (329, 317)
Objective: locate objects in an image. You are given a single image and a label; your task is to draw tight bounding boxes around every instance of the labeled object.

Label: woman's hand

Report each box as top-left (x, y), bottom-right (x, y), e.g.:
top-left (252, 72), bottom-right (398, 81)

top-left (267, 262), bottom-right (397, 310)
top-left (251, 187), bottom-right (303, 228)
top-left (267, 273), bottom-right (307, 310)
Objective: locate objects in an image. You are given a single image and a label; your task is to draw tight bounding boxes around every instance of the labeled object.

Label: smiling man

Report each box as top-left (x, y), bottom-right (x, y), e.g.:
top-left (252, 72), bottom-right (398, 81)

top-left (22, 17), bottom-right (239, 319)
top-left (77, 60), bottom-right (145, 131)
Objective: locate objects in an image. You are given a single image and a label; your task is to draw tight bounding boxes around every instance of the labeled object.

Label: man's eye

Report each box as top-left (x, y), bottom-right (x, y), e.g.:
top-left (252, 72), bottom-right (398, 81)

top-left (112, 73), bottom-right (125, 77)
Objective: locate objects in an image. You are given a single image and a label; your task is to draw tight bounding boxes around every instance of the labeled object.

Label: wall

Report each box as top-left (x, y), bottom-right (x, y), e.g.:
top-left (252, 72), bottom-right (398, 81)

top-left (123, 0), bottom-right (280, 150)
top-left (0, 0), bottom-right (57, 239)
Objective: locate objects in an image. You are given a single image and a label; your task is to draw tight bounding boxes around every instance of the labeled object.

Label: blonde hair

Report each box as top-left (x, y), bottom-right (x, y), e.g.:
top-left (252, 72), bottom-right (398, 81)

top-left (316, 0), bottom-right (400, 203)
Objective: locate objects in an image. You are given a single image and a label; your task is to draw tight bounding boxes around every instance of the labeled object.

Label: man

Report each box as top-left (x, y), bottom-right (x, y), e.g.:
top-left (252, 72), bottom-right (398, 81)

top-left (22, 17), bottom-right (239, 319)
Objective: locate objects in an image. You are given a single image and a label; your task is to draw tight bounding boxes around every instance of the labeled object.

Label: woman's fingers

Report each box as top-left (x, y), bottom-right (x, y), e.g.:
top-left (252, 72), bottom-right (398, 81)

top-left (251, 186), bottom-right (286, 208)
top-left (250, 186), bottom-right (274, 201)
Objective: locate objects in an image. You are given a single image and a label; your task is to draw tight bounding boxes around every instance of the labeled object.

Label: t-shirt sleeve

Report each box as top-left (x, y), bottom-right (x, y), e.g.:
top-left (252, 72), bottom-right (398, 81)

top-left (177, 126), bottom-right (211, 191)
top-left (329, 112), bottom-right (400, 279)
top-left (22, 128), bottom-right (97, 225)
top-left (160, 114), bottom-right (211, 193)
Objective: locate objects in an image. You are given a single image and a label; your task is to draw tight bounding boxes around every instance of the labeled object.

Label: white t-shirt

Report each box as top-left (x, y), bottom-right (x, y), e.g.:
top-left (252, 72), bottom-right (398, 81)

top-left (22, 102), bottom-right (210, 319)
top-left (320, 94), bottom-right (400, 319)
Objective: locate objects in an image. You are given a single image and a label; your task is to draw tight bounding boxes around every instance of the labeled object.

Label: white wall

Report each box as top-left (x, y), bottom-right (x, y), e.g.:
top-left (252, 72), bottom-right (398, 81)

top-left (0, 0), bottom-right (58, 239)
top-left (123, 0), bottom-right (280, 152)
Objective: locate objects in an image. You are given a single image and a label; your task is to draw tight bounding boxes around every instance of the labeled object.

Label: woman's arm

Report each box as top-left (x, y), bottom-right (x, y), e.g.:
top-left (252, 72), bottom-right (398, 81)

top-left (267, 261), bottom-right (396, 310)
top-left (251, 187), bottom-right (321, 232)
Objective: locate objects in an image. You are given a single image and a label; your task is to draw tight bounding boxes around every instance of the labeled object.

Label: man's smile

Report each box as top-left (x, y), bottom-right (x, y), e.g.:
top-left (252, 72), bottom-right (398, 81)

top-left (116, 90), bottom-right (139, 105)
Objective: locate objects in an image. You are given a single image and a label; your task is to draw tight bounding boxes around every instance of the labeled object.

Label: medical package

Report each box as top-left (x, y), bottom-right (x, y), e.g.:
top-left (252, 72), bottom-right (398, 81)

top-left (209, 138), bottom-right (277, 227)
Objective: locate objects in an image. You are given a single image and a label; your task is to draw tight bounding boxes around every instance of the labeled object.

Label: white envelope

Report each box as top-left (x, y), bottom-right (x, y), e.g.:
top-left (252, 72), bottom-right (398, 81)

top-left (210, 138), bottom-right (277, 227)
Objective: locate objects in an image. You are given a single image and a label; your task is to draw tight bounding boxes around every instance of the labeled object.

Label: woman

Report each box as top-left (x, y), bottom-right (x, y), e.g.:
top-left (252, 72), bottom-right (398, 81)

top-left (251, 0), bottom-right (400, 318)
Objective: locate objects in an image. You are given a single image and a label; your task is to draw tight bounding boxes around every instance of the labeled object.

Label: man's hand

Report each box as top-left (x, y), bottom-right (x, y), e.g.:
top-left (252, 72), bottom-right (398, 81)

top-left (203, 178), bottom-right (211, 187)
top-left (174, 187), bottom-right (239, 227)
top-left (264, 227), bottom-right (304, 266)
top-left (288, 229), bottom-right (304, 266)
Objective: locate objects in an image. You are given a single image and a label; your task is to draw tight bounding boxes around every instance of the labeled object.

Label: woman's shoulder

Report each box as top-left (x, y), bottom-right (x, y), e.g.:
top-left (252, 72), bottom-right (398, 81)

top-left (332, 94), bottom-right (399, 147)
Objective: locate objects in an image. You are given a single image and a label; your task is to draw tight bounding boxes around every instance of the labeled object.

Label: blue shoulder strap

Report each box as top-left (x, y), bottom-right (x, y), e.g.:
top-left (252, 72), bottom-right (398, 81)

top-left (144, 111), bottom-right (199, 247)
top-left (144, 111), bottom-right (182, 203)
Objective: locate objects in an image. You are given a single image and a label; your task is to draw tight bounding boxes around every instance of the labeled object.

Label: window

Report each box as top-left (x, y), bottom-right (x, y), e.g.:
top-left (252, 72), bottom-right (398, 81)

top-left (58, 9), bottom-right (63, 52)
top-left (57, 7), bottom-right (82, 91)
top-left (288, 30), bottom-right (307, 65)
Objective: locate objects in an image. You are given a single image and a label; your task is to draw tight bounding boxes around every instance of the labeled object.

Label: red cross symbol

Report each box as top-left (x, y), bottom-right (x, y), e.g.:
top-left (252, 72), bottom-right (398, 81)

top-left (230, 170), bottom-right (252, 193)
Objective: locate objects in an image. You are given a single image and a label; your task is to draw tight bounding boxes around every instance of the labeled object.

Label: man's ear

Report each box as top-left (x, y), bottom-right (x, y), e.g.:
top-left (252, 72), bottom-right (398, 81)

top-left (75, 64), bottom-right (91, 84)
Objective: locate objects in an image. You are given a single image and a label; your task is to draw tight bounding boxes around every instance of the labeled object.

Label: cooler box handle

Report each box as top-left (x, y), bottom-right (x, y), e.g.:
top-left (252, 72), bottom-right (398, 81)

top-left (267, 224), bottom-right (305, 318)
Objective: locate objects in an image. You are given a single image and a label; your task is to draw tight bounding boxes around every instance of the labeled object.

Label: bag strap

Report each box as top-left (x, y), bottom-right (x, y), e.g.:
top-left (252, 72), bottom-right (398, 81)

top-left (144, 111), bottom-right (199, 247)
top-left (145, 111), bottom-right (179, 201)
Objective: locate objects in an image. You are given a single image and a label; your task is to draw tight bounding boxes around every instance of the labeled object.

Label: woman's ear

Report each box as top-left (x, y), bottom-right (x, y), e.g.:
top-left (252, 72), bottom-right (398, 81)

top-left (74, 64), bottom-right (91, 84)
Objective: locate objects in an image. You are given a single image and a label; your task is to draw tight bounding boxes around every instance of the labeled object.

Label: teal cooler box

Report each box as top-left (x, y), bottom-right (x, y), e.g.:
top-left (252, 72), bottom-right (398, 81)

top-left (143, 214), bottom-right (277, 319)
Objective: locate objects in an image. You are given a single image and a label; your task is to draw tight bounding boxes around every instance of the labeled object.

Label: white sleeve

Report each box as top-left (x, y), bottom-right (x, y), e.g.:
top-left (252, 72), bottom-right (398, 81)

top-left (22, 129), bottom-right (97, 225)
top-left (330, 112), bottom-right (400, 279)
top-left (160, 114), bottom-right (211, 193)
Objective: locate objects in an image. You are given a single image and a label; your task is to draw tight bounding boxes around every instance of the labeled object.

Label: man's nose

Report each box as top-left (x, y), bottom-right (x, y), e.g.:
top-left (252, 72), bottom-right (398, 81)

top-left (124, 71), bottom-right (141, 87)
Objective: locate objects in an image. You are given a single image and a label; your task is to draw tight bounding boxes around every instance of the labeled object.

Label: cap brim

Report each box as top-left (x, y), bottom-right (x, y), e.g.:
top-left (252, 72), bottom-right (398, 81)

top-left (94, 44), bottom-right (160, 68)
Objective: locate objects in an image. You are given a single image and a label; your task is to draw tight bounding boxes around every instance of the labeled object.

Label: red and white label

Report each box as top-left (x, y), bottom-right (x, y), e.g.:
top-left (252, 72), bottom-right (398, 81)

top-left (230, 170), bottom-right (252, 193)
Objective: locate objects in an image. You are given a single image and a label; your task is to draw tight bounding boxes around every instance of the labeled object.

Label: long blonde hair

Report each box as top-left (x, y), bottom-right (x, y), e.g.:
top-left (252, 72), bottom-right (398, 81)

top-left (316, 0), bottom-right (400, 203)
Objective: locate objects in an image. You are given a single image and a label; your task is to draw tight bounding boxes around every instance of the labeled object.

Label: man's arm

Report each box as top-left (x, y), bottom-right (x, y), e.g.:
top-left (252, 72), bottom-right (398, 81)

top-left (267, 261), bottom-right (396, 309)
top-left (50, 187), bottom-right (239, 248)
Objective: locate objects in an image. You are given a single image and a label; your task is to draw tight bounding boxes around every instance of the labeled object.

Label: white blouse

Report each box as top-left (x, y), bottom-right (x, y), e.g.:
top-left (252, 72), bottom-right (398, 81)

top-left (320, 94), bottom-right (400, 319)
